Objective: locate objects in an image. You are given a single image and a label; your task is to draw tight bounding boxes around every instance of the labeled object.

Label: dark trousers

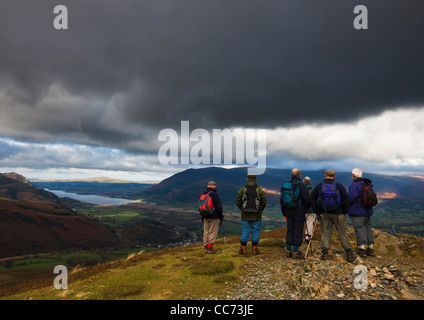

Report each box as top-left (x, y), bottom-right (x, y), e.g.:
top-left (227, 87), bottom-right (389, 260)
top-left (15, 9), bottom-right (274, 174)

top-left (286, 215), bottom-right (305, 248)
top-left (350, 216), bottom-right (374, 246)
top-left (320, 213), bottom-right (352, 253)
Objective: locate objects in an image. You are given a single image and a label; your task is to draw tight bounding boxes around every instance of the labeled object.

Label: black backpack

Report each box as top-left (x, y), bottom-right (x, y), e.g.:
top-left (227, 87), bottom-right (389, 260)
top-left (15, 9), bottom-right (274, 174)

top-left (241, 185), bottom-right (260, 213)
top-left (359, 180), bottom-right (378, 209)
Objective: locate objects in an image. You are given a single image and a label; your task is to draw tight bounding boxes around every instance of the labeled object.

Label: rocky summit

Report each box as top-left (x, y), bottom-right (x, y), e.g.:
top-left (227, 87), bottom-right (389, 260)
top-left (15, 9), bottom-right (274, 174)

top-left (225, 250), bottom-right (423, 300)
top-left (205, 227), bottom-right (424, 301)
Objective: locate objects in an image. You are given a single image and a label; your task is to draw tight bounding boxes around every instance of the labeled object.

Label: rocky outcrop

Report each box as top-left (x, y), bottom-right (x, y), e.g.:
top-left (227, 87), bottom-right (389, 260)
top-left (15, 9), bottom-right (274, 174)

top-left (212, 228), bottom-right (424, 300)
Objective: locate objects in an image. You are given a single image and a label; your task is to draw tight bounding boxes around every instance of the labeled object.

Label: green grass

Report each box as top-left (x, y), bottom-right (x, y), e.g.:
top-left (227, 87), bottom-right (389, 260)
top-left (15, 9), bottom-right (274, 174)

top-left (1, 234), bottom-right (254, 300)
top-left (0, 257), bottom-right (61, 271)
top-left (0, 249), bottom-right (153, 271)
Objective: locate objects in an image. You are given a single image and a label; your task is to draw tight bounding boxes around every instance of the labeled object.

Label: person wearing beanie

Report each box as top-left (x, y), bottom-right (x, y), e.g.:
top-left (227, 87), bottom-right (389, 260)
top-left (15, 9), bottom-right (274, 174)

top-left (236, 174), bottom-right (267, 255)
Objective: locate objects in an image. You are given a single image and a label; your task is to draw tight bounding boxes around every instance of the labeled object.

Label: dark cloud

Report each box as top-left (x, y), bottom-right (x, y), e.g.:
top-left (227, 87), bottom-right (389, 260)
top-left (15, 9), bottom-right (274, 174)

top-left (0, 0), bottom-right (424, 148)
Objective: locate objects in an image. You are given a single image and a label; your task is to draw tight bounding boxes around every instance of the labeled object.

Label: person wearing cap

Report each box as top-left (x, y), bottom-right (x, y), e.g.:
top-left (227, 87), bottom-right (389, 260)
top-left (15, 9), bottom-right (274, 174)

top-left (280, 169), bottom-right (310, 259)
top-left (201, 181), bottom-right (224, 254)
top-left (310, 169), bottom-right (356, 262)
top-left (303, 176), bottom-right (316, 243)
top-left (348, 168), bottom-right (376, 258)
top-left (236, 174), bottom-right (267, 255)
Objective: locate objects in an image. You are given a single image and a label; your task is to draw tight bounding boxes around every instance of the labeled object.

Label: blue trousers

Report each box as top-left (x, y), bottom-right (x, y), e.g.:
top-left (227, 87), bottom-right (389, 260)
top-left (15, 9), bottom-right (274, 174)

top-left (240, 220), bottom-right (261, 246)
top-left (286, 215), bottom-right (305, 249)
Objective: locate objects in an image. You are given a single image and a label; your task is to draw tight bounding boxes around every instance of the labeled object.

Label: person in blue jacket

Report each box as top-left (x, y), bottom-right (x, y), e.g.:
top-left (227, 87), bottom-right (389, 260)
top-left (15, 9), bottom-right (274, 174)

top-left (348, 168), bottom-right (375, 258)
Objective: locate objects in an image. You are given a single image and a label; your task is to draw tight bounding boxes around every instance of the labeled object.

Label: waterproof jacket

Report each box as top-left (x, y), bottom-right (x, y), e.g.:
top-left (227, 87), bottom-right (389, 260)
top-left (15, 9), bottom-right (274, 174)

top-left (280, 177), bottom-right (310, 217)
top-left (202, 187), bottom-right (223, 221)
top-left (236, 181), bottom-right (267, 222)
top-left (348, 177), bottom-right (374, 217)
top-left (310, 179), bottom-right (349, 215)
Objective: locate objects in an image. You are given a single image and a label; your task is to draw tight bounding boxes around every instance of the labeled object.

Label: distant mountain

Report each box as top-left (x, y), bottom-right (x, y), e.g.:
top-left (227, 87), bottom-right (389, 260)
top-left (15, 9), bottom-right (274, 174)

top-left (139, 167), bottom-right (424, 206)
top-left (31, 176), bottom-right (159, 184)
top-left (0, 172), bottom-right (65, 204)
top-left (32, 180), bottom-right (155, 200)
top-left (2, 172), bottom-right (34, 187)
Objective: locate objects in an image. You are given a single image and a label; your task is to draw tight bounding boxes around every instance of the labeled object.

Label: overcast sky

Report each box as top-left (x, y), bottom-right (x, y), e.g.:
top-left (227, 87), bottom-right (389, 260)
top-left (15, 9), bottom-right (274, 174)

top-left (1, 0), bottom-right (424, 180)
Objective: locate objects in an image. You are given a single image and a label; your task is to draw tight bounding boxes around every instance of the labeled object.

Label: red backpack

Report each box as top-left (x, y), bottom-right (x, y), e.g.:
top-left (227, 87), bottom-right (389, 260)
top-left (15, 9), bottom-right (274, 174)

top-left (198, 192), bottom-right (215, 217)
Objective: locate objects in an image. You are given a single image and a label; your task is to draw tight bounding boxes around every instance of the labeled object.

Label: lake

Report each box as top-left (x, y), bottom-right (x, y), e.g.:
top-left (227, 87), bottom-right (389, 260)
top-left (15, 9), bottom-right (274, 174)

top-left (47, 189), bottom-right (140, 205)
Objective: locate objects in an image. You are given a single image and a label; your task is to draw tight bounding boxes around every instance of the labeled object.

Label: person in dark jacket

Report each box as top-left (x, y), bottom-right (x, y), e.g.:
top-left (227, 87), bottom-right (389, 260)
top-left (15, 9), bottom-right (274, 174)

top-left (201, 181), bottom-right (224, 254)
top-left (236, 175), bottom-right (267, 255)
top-left (310, 169), bottom-right (356, 262)
top-left (348, 168), bottom-right (375, 258)
top-left (280, 169), bottom-right (310, 259)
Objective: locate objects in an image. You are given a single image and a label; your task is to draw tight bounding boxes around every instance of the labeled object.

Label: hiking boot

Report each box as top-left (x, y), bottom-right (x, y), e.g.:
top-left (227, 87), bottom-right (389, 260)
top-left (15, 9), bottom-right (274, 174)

top-left (320, 253), bottom-right (330, 260)
top-left (346, 251), bottom-right (357, 262)
top-left (207, 247), bottom-right (217, 254)
top-left (292, 251), bottom-right (304, 259)
top-left (239, 246), bottom-right (247, 255)
top-left (366, 247), bottom-right (376, 257)
top-left (204, 246), bottom-right (209, 253)
top-left (252, 246), bottom-right (261, 255)
top-left (357, 248), bottom-right (367, 258)
top-left (285, 251), bottom-right (293, 258)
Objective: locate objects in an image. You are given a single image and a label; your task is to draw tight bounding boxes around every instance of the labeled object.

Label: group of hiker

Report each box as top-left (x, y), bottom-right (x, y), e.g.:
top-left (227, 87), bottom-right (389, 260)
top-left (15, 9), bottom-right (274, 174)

top-left (199, 168), bottom-right (378, 262)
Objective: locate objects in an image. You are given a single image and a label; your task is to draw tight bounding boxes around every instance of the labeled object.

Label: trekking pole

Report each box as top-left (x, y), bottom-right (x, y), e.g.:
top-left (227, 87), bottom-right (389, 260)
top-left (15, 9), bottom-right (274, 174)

top-left (305, 215), bottom-right (319, 258)
top-left (221, 220), bottom-right (227, 248)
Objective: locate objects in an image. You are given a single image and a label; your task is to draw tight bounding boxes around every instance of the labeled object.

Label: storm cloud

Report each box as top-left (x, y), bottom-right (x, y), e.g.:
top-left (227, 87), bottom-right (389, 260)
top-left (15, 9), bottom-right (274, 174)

top-left (2, 1), bottom-right (424, 133)
top-left (0, 0), bottom-right (424, 178)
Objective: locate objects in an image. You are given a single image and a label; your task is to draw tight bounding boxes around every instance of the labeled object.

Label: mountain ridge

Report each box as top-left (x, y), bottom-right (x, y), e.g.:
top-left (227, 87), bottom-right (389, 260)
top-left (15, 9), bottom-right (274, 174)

top-left (30, 177), bottom-right (159, 184)
top-left (139, 166), bottom-right (424, 206)
top-left (0, 172), bottom-right (64, 204)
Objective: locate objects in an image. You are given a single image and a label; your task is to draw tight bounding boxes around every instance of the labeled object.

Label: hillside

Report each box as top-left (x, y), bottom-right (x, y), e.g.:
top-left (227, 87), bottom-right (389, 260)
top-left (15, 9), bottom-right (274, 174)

top-left (0, 199), bottom-right (119, 258)
top-left (2, 172), bottom-right (34, 187)
top-left (0, 172), bottom-right (120, 258)
top-left (2, 225), bottom-right (423, 301)
top-left (0, 172), bottom-right (64, 204)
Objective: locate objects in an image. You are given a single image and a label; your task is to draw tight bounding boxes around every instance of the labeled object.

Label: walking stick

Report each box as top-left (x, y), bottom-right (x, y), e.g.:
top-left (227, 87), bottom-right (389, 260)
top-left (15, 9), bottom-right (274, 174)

top-left (305, 216), bottom-right (319, 258)
top-left (221, 220), bottom-right (227, 248)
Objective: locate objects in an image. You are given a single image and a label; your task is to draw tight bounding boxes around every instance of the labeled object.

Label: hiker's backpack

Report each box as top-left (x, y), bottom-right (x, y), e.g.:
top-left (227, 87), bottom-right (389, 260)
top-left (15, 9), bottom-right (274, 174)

top-left (318, 180), bottom-right (341, 212)
top-left (359, 181), bottom-right (378, 209)
top-left (198, 192), bottom-right (215, 217)
top-left (280, 180), bottom-right (301, 208)
top-left (241, 185), bottom-right (261, 213)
